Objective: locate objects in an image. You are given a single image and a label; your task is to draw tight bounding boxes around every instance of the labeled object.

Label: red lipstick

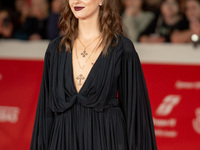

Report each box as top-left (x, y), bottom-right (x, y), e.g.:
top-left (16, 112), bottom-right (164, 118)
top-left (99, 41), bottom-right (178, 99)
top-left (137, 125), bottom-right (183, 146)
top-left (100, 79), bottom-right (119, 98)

top-left (74, 6), bottom-right (84, 11)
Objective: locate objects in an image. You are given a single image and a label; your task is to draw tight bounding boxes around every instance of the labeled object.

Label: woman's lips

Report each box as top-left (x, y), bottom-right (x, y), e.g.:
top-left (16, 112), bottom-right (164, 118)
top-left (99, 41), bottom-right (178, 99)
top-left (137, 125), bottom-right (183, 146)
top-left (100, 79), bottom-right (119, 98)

top-left (74, 6), bottom-right (85, 11)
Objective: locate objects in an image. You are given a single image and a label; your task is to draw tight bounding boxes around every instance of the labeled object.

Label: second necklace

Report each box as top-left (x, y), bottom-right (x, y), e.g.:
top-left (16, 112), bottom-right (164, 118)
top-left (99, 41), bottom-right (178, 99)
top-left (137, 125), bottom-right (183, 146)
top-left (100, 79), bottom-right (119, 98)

top-left (75, 36), bottom-right (102, 86)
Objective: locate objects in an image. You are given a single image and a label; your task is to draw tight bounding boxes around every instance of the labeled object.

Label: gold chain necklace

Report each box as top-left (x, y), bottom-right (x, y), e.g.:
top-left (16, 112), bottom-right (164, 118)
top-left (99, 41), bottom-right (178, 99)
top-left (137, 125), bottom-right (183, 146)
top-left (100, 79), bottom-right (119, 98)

top-left (74, 36), bottom-right (102, 86)
top-left (77, 35), bottom-right (101, 57)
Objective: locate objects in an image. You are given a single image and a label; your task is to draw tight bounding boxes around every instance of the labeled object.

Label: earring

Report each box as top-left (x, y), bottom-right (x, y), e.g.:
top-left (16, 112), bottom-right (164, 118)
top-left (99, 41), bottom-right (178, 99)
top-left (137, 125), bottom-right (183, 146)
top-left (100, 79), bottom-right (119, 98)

top-left (99, 0), bottom-right (103, 6)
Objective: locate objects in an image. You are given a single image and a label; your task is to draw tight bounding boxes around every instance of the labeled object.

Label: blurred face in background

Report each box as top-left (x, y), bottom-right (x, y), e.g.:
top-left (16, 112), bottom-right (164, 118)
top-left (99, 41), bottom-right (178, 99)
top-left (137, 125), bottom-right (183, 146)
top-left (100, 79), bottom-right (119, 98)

top-left (124, 0), bottom-right (143, 9)
top-left (51, 0), bottom-right (64, 13)
top-left (0, 10), bottom-right (13, 38)
top-left (31, 0), bottom-right (49, 19)
top-left (15, 0), bottom-right (30, 20)
top-left (15, 0), bottom-right (25, 12)
top-left (123, 0), bottom-right (143, 16)
top-left (161, 0), bottom-right (180, 17)
top-left (185, 0), bottom-right (200, 21)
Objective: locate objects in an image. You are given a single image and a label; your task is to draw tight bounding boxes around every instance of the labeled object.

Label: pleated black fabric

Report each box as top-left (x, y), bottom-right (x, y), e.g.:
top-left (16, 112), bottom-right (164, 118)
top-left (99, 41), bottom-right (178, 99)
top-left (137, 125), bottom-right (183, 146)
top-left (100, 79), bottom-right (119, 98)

top-left (30, 35), bottom-right (157, 150)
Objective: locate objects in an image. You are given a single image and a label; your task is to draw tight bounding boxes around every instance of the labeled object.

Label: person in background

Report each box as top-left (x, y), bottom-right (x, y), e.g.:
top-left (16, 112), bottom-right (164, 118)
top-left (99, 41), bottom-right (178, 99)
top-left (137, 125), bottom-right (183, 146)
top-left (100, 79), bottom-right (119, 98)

top-left (47, 0), bottom-right (64, 40)
top-left (139, 0), bottom-right (188, 43)
top-left (29, 0), bottom-right (49, 40)
top-left (15, 0), bottom-right (30, 25)
top-left (122, 0), bottom-right (154, 42)
top-left (14, 0), bottom-right (31, 39)
top-left (0, 7), bottom-right (15, 38)
top-left (14, 0), bottom-right (49, 40)
top-left (171, 0), bottom-right (200, 43)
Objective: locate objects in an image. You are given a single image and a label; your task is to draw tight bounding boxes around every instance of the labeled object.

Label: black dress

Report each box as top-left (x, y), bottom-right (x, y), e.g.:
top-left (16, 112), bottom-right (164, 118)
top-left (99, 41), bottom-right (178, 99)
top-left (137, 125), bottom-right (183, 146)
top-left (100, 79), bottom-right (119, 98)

top-left (30, 35), bottom-right (157, 150)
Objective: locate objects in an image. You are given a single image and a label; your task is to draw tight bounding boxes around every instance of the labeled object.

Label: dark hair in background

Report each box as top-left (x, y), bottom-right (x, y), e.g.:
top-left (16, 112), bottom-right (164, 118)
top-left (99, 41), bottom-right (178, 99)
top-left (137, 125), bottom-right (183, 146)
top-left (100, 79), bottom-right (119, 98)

top-left (160, 0), bottom-right (181, 6)
top-left (159, 0), bottom-right (182, 15)
top-left (0, 0), bottom-right (15, 10)
top-left (58, 0), bottom-right (123, 56)
top-left (0, 7), bottom-right (18, 35)
top-left (187, 0), bottom-right (200, 4)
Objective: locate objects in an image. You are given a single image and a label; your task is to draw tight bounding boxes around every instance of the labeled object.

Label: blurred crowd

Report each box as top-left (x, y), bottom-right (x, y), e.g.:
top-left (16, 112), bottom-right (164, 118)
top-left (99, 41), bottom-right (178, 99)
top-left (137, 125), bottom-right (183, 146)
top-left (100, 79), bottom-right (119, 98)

top-left (0, 0), bottom-right (200, 44)
top-left (0, 0), bottom-right (63, 40)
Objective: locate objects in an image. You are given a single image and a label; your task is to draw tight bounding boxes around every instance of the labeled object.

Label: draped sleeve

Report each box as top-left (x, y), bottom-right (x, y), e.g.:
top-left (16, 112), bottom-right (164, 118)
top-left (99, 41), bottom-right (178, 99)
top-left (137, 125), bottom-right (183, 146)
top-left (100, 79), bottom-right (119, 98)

top-left (30, 42), bottom-right (54, 150)
top-left (118, 37), bottom-right (157, 150)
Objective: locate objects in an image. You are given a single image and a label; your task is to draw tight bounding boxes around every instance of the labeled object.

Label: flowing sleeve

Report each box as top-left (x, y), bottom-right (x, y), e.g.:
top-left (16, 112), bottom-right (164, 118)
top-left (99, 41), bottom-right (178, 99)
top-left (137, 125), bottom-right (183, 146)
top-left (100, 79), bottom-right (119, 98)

top-left (118, 37), bottom-right (157, 150)
top-left (30, 43), bottom-right (54, 150)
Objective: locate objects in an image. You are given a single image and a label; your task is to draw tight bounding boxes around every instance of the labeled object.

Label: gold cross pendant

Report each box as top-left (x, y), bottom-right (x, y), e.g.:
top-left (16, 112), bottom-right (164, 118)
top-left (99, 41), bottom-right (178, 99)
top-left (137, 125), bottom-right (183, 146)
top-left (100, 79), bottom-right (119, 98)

top-left (81, 50), bottom-right (88, 57)
top-left (76, 74), bottom-right (85, 86)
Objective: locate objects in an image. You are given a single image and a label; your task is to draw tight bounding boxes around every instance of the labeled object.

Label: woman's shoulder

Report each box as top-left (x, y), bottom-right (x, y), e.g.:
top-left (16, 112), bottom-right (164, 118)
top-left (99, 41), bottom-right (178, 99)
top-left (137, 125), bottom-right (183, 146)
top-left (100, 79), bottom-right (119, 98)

top-left (118, 35), bottom-right (137, 55)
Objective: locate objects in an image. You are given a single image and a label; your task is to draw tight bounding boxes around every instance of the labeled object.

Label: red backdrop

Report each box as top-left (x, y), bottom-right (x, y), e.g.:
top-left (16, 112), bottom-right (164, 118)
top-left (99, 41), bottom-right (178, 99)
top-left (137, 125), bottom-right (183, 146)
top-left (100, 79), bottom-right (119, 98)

top-left (0, 59), bottom-right (200, 150)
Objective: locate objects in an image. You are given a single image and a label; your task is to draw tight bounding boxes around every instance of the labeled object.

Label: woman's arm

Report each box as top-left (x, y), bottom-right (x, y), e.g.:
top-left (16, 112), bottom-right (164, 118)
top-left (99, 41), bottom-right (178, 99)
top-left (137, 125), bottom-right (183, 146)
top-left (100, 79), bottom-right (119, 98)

top-left (118, 37), bottom-right (157, 150)
top-left (30, 43), bottom-right (54, 150)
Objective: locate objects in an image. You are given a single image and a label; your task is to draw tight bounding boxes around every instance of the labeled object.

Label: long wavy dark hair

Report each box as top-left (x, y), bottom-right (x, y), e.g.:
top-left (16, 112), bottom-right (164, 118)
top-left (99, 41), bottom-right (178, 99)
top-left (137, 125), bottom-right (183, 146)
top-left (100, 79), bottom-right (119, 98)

top-left (58, 0), bottom-right (123, 56)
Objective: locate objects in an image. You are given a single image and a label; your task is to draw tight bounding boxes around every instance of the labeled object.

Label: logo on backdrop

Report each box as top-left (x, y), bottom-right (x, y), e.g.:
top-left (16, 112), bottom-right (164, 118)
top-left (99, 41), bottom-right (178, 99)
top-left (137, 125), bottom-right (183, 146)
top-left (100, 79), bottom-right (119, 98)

top-left (192, 107), bottom-right (200, 134)
top-left (156, 95), bottom-right (181, 116)
top-left (0, 106), bottom-right (20, 123)
top-left (154, 95), bottom-right (181, 138)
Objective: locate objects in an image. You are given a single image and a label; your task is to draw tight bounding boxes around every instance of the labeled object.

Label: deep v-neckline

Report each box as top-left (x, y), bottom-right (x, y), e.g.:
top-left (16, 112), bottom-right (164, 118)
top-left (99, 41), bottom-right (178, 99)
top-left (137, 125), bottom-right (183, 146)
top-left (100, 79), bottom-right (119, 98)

top-left (71, 47), bottom-right (102, 94)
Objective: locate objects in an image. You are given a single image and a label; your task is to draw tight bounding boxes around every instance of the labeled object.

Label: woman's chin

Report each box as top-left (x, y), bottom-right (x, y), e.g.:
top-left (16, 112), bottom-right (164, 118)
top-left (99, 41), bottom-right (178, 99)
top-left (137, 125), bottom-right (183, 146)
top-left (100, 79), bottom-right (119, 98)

top-left (74, 15), bottom-right (88, 20)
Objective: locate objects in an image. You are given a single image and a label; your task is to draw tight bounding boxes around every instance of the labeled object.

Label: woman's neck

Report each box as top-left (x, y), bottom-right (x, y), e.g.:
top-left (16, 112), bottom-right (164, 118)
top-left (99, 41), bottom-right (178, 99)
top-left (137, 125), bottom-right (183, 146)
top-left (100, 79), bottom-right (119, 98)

top-left (78, 15), bottom-right (101, 40)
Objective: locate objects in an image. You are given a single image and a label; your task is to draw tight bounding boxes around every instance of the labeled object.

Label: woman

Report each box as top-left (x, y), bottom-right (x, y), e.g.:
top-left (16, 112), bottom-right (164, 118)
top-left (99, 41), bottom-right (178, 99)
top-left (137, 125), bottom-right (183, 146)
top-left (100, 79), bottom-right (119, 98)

top-left (139, 0), bottom-right (188, 43)
top-left (30, 0), bottom-right (157, 149)
top-left (122, 0), bottom-right (155, 42)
